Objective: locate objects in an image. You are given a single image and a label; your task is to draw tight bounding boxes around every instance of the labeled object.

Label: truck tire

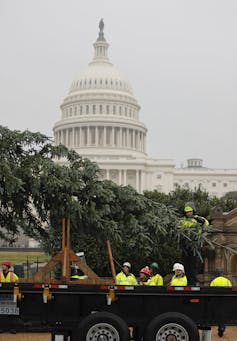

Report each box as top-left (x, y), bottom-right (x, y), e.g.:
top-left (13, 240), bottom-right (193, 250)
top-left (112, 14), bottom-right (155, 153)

top-left (77, 311), bottom-right (129, 341)
top-left (144, 312), bottom-right (199, 341)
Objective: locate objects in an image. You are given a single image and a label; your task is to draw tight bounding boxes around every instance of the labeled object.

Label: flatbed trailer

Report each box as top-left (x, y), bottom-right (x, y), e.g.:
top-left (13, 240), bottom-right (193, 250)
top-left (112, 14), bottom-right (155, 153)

top-left (0, 283), bottom-right (237, 340)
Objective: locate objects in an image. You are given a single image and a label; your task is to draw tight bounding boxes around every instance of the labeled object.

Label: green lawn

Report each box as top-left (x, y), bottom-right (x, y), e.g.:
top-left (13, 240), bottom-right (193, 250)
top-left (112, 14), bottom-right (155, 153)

top-left (0, 251), bottom-right (50, 265)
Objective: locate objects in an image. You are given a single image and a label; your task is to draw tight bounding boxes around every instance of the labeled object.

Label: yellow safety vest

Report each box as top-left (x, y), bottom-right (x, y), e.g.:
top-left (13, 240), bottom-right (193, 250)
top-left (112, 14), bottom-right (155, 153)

top-left (147, 274), bottom-right (163, 286)
top-left (116, 271), bottom-right (137, 285)
top-left (71, 275), bottom-right (87, 280)
top-left (178, 215), bottom-right (209, 233)
top-left (210, 276), bottom-right (232, 287)
top-left (0, 272), bottom-right (18, 283)
top-left (170, 275), bottom-right (187, 286)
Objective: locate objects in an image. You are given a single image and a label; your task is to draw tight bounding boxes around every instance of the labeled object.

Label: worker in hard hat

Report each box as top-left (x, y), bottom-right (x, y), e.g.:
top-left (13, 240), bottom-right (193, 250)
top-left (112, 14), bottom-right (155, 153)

top-left (170, 263), bottom-right (187, 286)
top-left (210, 268), bottom-right (232, 287)
top-left (70, 267), bottom-right (88, 281)
top-left (116, 262), bottom-right (137, 285)
top-left (210, 268), bottom-right (232, 337)
top-left (178, 202), bottom-right (209, 286)
top-left (0, 260), bottom-right (18, 282)
top-left (147, 262), bottom-right (163, 286)
top-left (138, 266), bottom-right (151, 285)
top-left (181, 202), bottom-right (209, 230)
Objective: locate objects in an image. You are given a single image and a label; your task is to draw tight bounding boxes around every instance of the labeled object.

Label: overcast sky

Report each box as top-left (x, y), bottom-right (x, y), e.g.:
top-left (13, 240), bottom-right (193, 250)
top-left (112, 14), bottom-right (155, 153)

top-left (0, 0), bottom-right (236, 168)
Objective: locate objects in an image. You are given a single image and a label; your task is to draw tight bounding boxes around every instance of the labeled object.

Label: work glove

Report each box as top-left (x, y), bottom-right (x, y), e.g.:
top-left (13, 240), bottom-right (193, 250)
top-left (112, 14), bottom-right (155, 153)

top-left (194, 216), bottom-right (206, 225)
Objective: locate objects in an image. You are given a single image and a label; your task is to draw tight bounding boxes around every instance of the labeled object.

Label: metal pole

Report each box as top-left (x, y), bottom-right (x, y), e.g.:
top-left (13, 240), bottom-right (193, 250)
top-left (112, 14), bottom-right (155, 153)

top-left (26, 256), bottom-right (29, 278)
top-left (106, 240), bottom-right (117, 283)
top-left (201, 329), bottom-right (212, 341)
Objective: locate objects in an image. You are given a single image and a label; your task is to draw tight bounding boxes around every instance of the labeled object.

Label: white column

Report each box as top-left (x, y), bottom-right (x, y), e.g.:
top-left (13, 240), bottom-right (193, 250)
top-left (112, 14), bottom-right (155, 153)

top-left (79, 127), bottom-right (83, 146)
top-left (106, 169), bottom-right (110, 180)
top-left (73, 129), bottom-right (76, 147)
top-left (136, 170), bottom-right (139, 192)
top-left (140, 171), bottom-right (145, 193)
top-left (126, 129), bottom-right (129, 148)
top-left (118, 170), bottom-right (122, 185)
top-left (87, 126), bottom-right (90, 146)
top-left (120, 128), bottom-right (122, 147)
top-left (123, 169), bottom-right (127, 186)
top-left (76, 128), bottom-right (79, 147)
top-left (65, 129), bottom-right (69, 146)
top-left (72, 128), bottom-right (75, 147)
top-left (95, 127), bottom-right (98, 146)
top-left (107, 127), bottom-right (110, 145)
top-left (111, 127), bottom-right (115, 147)
top-left (133, 130), bottom-right (135, 149)
top-left (103, 127), bottom-right (106, 146)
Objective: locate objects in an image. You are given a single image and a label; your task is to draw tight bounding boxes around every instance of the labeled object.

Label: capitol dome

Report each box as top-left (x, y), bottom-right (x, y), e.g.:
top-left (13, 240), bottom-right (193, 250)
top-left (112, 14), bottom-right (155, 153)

top-left (70, 59), bottom-right (133, 95)
top-left (53, 20), bottom-right (236, 197)
top-left (53, 19), bottom-right (147, 160)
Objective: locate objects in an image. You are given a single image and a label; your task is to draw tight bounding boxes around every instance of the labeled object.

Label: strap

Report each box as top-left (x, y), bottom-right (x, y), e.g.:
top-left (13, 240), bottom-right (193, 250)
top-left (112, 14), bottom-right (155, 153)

top-left (10, 272), bottom-right (14, 282)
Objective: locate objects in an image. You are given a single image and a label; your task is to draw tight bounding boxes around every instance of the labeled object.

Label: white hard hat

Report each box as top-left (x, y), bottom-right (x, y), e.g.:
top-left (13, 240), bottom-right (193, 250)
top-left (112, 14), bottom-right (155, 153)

top-left (173, 263), bottom-right (185, 272)
top-left (123, 262), bottom-right (131, 269)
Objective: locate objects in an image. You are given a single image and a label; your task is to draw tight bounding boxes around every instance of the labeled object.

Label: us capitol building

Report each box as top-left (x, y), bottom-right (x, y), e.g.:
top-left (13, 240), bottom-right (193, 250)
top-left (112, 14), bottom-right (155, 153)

top-left (53, 20), bottom-right (237, 198)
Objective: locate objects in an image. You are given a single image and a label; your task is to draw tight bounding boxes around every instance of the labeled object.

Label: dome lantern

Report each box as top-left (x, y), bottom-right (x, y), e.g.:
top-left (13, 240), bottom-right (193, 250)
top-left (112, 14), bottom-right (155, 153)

top-left (92, 18), bottom-right (110, 64)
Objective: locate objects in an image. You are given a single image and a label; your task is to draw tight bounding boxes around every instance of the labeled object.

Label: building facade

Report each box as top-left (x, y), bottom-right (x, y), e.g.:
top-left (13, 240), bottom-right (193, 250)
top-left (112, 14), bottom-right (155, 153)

top-left (200, 206), bottom-right (237, 285)
top-left (53, 21), bottom-right (237, 197)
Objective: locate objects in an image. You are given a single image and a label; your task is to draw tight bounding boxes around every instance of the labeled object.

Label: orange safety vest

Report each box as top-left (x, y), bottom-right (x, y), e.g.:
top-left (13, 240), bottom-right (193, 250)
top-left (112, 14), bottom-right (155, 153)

top-left (0, 272), bottom-right (17, 282)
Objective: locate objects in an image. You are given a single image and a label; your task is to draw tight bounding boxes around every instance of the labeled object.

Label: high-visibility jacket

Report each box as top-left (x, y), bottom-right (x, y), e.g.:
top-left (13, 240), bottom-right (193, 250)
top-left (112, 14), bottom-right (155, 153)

top-left (178, 215), bottom-right (209, 232)
top-left (147, 273), bottom-right (163, 286)
top-left (0, 272), bottom-right (18, 283)
top-left (210, 276), bottom-right (232, 287)
top-left (170, 275), bottom-right (187, 286)
top-left (71, 275), bottom-right (87, 280)
top-left (116, 271), bottom-right (137, 285)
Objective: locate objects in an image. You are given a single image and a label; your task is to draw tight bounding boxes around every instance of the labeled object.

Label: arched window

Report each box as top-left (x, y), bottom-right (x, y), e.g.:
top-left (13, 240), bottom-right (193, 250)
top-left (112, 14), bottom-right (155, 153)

top-left (113, 106), bottom-right (116, 115)
top-left (106, 105), bottom-right (109, 115)
top-left (93, 105), bottom-right (96, 115)
top-left (86, 105), bottom-right (89, 115)
top-left (99, 105), bottom-right (103, 114)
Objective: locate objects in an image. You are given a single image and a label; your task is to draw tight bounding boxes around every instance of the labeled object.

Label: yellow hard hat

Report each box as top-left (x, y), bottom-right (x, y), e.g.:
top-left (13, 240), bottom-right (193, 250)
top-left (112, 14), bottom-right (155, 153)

top-left (184, 206), bottom-right (193, 212)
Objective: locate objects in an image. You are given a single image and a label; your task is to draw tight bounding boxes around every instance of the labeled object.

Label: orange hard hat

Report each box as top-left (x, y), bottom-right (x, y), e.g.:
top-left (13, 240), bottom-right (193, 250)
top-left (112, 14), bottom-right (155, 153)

top-left (2, 260), bottom-right (12, 268)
